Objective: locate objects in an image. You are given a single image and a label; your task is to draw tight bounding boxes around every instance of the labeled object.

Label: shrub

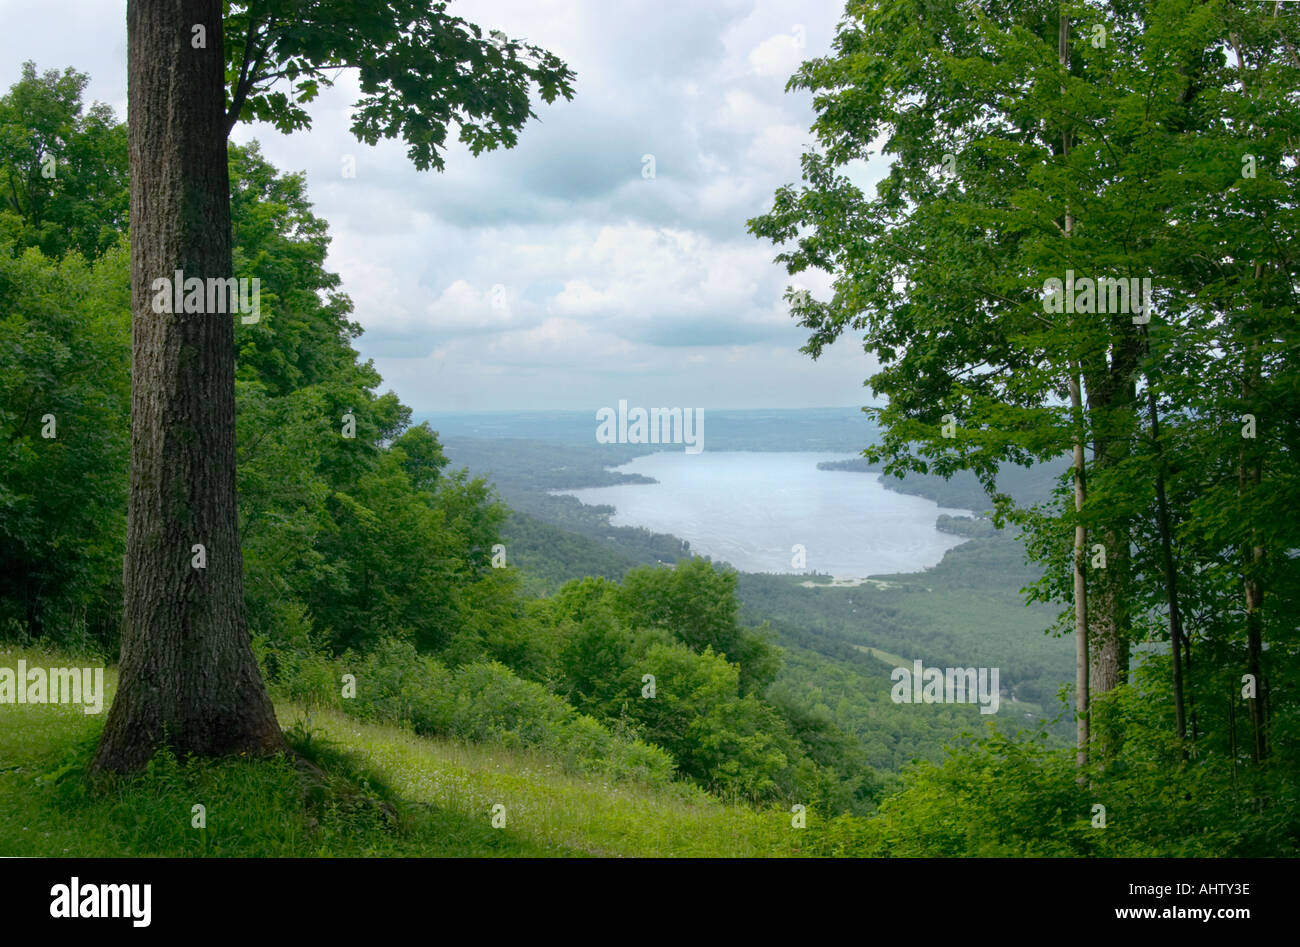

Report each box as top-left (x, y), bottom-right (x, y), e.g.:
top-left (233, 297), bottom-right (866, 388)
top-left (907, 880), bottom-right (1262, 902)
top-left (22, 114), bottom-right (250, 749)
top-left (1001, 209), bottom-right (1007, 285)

top-left (280, 637), bottom-right (674, 786)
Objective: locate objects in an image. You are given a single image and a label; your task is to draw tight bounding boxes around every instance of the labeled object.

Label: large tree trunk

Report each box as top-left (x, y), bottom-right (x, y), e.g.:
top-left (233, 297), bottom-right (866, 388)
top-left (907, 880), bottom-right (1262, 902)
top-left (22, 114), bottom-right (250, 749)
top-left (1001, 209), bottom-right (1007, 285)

top-left (1086, 528), bottom-right (1130, 694)
top-left (1083, 326), bottom-right (1140, 699)
top-left (1080, 330), bottom-right (1139, 765)
top-left (92, 0), bottom-right (285, 772)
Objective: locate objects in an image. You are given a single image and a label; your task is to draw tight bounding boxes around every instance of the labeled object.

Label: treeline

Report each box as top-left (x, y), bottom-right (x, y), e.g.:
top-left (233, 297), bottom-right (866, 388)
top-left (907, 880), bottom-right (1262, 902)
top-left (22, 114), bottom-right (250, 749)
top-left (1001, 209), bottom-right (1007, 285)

top-left (0, 64), bottom-right (500, 663)
top-left (816, 456), bottom-right (1061, 512)
top-left (439, 437), bottom-right (695, 580)
top-left (439, 437), bottom-right (655, 492)
top-left (738, 534), bottom-right (1072, 708)
top-left (751, 0), bottom-right (1300, 852)
top-left (503, 492), bottom-right (691, 576)
top-left (499, 510), bottom-right (640, 595)
top-left (934, 515), bottom-right (997, 540)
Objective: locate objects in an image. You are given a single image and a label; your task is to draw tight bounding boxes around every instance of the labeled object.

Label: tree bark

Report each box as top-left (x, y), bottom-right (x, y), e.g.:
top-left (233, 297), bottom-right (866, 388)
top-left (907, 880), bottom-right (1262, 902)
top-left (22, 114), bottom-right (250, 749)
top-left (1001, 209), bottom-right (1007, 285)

top-left (1059, 12), bottom-right (1088, 773)
top-left (1243, 567), bottom-right (1267, 763)
top-left (92, 0), bottom-right (285, 772)
top-left (1085, 533), bottom-right (1128, 694)
top-left (1240, 381), bottom-right (1268, 764)
top-left (1069, 372), bottom-right (1089, 771)
top-left (1147, 383), bottom-right (1187, 746)
top-left (1239, 286), bottom-right (1268, 766)
top-left (1082, 323), bottom-right (1140, 700)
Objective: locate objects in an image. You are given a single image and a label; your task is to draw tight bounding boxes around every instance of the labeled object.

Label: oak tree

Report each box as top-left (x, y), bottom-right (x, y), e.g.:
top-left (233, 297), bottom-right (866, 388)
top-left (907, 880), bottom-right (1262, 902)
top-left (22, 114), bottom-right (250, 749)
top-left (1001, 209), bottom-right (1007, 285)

top-left (92, 0), bottom-right (573, 771)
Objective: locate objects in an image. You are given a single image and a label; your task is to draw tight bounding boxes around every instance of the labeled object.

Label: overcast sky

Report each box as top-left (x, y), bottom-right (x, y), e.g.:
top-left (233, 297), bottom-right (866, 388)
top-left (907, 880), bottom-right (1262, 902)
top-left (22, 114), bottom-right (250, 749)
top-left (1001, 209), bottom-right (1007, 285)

top-left (1, 0), bottom-right (891, 412)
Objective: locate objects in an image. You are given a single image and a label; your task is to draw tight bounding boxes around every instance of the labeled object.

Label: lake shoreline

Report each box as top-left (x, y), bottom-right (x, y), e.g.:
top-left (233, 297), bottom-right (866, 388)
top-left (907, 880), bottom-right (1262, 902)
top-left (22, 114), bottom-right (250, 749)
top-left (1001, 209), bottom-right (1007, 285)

top-left (553, 450), bottom-right (974, 579)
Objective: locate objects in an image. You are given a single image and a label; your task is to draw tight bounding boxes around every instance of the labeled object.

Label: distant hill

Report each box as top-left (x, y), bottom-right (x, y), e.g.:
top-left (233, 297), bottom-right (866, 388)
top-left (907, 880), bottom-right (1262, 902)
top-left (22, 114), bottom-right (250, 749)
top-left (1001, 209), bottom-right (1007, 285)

top-left (417, 405), bottom-right (881, 452)
top-left (816, 456), bottom-right (1065, 511)
top-left (425, 407), bottom-right (1062, 514)
top-left (424, 416), bottom-right (1076, 762)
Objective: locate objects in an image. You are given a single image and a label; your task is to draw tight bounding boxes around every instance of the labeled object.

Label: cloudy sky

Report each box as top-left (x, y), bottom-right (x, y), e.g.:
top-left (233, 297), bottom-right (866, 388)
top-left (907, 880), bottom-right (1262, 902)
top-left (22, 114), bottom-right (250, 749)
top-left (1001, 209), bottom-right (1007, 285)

top-left (1, 0), bottom-right (891, 412)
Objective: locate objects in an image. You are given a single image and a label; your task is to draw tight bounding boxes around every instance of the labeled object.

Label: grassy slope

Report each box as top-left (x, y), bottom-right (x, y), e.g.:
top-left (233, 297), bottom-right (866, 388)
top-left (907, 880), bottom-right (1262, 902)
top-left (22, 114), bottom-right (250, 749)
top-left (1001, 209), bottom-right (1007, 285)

top-left (0, 648), bottom-right (803, 857)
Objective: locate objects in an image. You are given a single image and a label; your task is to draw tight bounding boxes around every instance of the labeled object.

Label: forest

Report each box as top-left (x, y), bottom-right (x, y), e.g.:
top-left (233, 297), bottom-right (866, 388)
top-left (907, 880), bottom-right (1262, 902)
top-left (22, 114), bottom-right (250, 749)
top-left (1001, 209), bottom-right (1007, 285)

top-left (0, 0), bottom-right (1297, 866)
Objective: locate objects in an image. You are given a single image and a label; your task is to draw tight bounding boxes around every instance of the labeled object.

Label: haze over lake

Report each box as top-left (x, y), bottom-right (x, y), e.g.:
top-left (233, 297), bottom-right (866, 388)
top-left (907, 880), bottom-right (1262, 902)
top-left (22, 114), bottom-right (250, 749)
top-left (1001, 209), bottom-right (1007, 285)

top-left (557, 451), bottom-right (974, 577)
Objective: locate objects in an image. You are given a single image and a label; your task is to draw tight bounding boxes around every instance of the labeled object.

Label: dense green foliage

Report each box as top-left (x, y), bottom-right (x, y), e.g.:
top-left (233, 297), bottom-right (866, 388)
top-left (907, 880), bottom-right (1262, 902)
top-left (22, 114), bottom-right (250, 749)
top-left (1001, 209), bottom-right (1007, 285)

top-left (274, 637), bottom-right (677, 786)
top-left (748, 0), bottom-right (1300, 852)
top-left (3, 21), bottom-right (1296, 857)
top-left (0, 243), bottom-right (129, 645)
top-left (0, 62), bottom-right (127, 260)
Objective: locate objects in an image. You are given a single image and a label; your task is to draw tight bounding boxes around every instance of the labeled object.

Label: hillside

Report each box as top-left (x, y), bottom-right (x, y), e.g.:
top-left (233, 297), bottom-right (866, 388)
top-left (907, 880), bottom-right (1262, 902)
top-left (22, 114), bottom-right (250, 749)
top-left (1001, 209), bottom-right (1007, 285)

top-left (437, 432), bottom-right (1078, 760)
top-left (0, 648), bottom-right (804, 857)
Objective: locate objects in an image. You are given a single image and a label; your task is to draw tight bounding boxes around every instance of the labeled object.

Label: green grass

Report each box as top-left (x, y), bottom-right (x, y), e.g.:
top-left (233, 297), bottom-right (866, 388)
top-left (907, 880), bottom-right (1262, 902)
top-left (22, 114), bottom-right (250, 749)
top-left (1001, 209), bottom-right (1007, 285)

top-left (296, 708), bottom-right (804, 856)
top-left (852, 644), bottom-right (909, 668)
top-left (0, 647), bottom-right (808, 857)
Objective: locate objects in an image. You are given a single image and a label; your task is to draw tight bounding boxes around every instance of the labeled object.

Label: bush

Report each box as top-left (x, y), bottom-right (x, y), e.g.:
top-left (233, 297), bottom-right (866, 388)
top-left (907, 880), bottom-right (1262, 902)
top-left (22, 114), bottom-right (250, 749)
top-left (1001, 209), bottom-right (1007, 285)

top-left (279, 637), bottom-right (674, 787)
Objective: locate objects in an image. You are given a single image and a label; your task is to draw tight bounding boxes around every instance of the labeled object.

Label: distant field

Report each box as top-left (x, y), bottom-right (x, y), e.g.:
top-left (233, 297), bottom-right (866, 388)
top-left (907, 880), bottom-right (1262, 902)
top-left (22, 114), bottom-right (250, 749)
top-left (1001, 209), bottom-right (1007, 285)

top-left (420, 405), bottom-right (880, 452)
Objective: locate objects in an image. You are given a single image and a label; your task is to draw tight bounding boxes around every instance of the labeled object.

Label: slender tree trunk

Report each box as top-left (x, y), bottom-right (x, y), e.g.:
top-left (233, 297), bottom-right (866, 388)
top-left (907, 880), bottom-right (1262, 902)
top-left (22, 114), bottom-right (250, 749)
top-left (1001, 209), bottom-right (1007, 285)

top-left (92, 0), bottom-right (285, 772)
top-left (1147, 382), bottom-right (1187, 745)
top-left (1241, 454), bottom-right (1268, 764)
top-left (1059, 12), bottom-right (1088, 773)
top-left (1243, 572), bottom-right (1267, 762)
top-left (1184, 630), bottom-right (1197, 742)
top-left (1086, 528), bottom-right (1129, 695)
top-left (1240, 291), bottom-right (1268, 766)
top-left (1069, 373), bottom-right (1089, 771)
top-left (1229, 36), bottom-right (1272, 773)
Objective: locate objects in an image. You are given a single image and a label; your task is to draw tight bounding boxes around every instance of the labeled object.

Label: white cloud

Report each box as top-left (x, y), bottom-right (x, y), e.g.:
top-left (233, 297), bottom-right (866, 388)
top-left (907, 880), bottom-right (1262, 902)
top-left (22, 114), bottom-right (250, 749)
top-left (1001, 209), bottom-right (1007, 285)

top-left (748, 31), bottom-right (806, 78)
top-left (0, 0), bottom-right (878, 410)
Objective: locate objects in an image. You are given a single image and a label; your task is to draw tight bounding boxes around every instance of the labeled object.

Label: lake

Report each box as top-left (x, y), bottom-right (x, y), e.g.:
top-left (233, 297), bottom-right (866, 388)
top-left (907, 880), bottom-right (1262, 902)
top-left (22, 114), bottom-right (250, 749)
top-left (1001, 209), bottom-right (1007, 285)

top-left (556, 451), bottom-right (974, 577)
